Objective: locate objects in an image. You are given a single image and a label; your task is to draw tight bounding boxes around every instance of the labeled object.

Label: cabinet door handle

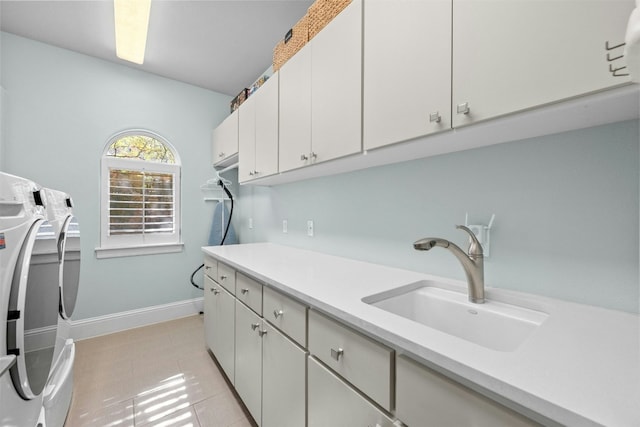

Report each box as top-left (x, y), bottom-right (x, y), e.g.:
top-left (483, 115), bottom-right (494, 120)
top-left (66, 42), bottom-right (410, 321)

top-left (456, 102), bottom-right (470, 115)
top-left (429, 112), bottom-right (442, 123)
top-left (310, 152), bottom-right (317, 160)
top-left (219, 275), bottom-right (227, 281)
top-left (249, 171), bottom-right (254, 176)
top-left (258, 330), bottom-right (268, 337)
top-left (330, 347), bottom-right (344, 361)
top-left (211, 288), bottom-right (220, 295)
top-left (300, 154), bottom-right (308, 161)
top-left (241, 288), bottom-right (249, 295)
top-left (251, 323), bottom-right (260, 330)
top-left (273, 309), bottom-right (284, 319)
top-left (218, 152), bottom-right (225, 158)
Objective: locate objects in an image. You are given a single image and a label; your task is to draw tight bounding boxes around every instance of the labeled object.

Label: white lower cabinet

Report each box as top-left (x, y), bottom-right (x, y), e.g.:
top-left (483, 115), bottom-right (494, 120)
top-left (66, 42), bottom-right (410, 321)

top-left (234, 301), bottom-right (263, 425)
top-left (308, 309), bottom-right (393, 411)
top-left (205, 275), bottom-right (235, 384)
top-left (262, 322), bottom-right (307, 427)
top-left (396, 355), bottom-right (538, 427)
top-left (308, 357), bottom-right (396, 427)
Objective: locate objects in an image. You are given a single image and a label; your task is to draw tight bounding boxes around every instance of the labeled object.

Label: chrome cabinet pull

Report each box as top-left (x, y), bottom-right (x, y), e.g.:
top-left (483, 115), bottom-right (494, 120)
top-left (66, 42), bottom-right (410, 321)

top-left (251, 323), bottom-right (260, 331)
top-left (241, 288), bottom-right (249, 295)
top-left (219, 275), bottom-right (227, 281)
top-left (258, 330), bottom-right (268, 337)
top-left (330, 347), bottom-right (344, 361)
top-left (429, 112), bottom-right (441, 123)
top-left (218, 152), bottom-right (225, 158)
top-left (273, 309), bottom-right (284, 319)
top-left (211, 288), bottom-right (220, 295)
top-left (456, 102), bottom-right (470, 115)
top-left (300, 154), bottom-right (308, 161)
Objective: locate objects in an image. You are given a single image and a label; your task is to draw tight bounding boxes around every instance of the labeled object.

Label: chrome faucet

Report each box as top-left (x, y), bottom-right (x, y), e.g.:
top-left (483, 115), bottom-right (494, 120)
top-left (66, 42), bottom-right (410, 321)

top-left (414, 225), bottom-right (485, 304)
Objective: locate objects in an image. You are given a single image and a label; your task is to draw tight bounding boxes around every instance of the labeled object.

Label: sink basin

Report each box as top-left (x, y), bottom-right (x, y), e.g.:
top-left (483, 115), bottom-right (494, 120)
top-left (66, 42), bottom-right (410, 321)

top-left (362, 281), bottom-right (548, 352)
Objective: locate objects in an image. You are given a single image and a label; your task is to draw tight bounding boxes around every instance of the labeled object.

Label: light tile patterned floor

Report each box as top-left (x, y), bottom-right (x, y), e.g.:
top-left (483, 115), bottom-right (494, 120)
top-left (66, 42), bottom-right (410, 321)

top-left (65, 315), bottom-right (255, 427)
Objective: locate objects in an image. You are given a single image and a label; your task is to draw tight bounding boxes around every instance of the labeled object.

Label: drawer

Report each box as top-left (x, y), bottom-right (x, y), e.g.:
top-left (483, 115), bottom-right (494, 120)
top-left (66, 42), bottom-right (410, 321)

top-left (216, 262), bottom-right (236, 293)
top-left (263, 287), bottom-right (308, 347)
top-left (236, 273), bottom-right (263, 315)
top-left (308, 310), bottom-right (393, 411)
top-left (204, 257), bottom-right (217, 280)
top-left (308, 356), bottom-right (396, 427)
top-left (396, 355), bottom-right (539, 427)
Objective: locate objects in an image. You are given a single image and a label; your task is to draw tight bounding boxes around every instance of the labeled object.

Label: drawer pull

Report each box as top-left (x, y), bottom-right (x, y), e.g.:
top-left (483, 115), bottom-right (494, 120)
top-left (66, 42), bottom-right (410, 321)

top-left (219, 275), bottom-right (227, 281)
top-left (273, 309), bottom-right (284, 319)
top-left (258, 330), bottom-right (268, 337)
top-left (251, 323), bottom-right (260, 331)
top-left (211, 288), bottom-right (220, 295)
top-left (331, 347), bottom-right (344, 361)
top-left (241, 288), bottom-right (249, 295)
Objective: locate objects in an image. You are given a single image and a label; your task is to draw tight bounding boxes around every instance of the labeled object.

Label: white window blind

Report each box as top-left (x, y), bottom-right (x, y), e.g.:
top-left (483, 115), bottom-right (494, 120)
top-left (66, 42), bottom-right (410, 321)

top-left (97, 130), bottom-right (182, 258)
top-left (108, 169), bottom-right (175, 235)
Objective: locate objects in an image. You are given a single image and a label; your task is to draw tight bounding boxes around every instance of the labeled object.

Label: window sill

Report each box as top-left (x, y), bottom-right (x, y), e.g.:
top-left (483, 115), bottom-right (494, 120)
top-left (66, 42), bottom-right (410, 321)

top-left (95, 243), bottom-right (184, 259)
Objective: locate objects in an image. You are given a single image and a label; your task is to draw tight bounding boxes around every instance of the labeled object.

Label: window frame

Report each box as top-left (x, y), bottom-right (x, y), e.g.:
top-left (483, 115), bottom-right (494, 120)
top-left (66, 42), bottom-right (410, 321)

top-left (96, 130), bottom-right (183, 259)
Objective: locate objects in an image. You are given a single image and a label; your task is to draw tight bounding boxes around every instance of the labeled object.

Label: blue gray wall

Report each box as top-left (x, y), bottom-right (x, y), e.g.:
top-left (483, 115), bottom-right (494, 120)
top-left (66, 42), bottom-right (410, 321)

top-left (1, 32), bottom-right (230, 320)
top-left (2, 31), bottom-right (638, 319)
top-left (238, 120), bottom-right (640, 313)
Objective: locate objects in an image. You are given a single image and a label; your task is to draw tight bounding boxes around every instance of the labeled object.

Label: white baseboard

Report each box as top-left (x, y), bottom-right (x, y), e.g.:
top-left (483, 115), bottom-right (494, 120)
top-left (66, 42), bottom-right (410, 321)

top-left (70, 297), bottom-right (204, 341)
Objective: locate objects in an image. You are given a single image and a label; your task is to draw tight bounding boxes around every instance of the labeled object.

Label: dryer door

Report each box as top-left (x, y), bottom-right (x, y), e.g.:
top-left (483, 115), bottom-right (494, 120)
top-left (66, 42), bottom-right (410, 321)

top-left (7, 218), bottom-right (60, 399)
top-left (59, 215), bottom-right (80, 319)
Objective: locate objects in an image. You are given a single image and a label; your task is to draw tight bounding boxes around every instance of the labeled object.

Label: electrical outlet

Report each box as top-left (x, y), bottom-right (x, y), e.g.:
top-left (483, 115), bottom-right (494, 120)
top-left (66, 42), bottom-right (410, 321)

top-left (282, 220), bottom-right (288, 233)
top-left (249, 218), bottom-right (253, 229)
top-left (307, 220), bottom-right (314, 237)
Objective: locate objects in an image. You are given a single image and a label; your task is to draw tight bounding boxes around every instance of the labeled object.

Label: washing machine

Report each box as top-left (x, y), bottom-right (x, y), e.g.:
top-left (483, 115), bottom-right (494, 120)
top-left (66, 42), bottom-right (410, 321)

top-left (0, 171), bottom-right (57, 427)
top-left (41, 188), bottom-right (80, 427)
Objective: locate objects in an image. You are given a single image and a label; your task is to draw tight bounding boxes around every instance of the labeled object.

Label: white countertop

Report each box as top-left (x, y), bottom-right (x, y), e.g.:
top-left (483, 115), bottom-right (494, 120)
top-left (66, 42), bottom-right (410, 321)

top-left (202, 243), bottom-right (640, 427)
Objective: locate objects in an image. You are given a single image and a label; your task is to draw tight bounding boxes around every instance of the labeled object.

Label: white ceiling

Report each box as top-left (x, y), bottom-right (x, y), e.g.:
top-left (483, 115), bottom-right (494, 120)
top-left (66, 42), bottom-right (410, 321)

top-left (0, 0), bottom-right (312, 96)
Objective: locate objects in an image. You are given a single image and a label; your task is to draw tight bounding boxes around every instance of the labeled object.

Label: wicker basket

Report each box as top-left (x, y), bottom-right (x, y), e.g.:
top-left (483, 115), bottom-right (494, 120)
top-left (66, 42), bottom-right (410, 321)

top-left (273, 13), bottom-right (309, 72)
top-left (308, 0), bottom-right (352, 40)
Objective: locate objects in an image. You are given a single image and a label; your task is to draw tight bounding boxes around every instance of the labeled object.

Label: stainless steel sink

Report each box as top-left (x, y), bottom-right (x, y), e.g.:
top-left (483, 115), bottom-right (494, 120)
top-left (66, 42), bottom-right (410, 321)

top-left (362, 281), bottom-right (548, 352)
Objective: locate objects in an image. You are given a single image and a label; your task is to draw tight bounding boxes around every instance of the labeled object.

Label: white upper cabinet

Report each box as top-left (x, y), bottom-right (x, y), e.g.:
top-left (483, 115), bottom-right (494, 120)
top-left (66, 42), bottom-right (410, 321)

top-left (279, 45), bottom-right (313, 173)
top-left (363, 0), bottom-right (452, 150)
top-left (238, 76), bottom-right (279, 183)
top-left (212, 109), bottom-right (239, 166)
top-left (310, 0), bottom-right (363, 164)
top-left (452, 0), bottom-right (635, 127)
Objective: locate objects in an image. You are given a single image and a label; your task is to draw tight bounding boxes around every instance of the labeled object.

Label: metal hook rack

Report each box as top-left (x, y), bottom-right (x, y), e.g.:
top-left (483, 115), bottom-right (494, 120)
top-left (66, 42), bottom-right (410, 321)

top-left (605, 40), bottom-right (630, 77)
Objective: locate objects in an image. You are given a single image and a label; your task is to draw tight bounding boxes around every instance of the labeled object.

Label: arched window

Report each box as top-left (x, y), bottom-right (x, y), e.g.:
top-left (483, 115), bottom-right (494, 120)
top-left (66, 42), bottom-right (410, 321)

top-left (97, 131), bottom-right (183, 258)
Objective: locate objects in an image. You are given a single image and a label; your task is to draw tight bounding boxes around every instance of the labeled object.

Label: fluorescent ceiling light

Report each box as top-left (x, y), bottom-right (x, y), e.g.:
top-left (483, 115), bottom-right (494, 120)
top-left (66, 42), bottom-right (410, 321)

top-left (114, 0), bottom-right (152, 64)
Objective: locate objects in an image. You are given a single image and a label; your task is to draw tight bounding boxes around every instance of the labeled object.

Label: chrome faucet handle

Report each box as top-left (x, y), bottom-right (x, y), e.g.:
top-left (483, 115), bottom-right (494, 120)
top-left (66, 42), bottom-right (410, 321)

top-left (455, 225), bottom-right (483, 258)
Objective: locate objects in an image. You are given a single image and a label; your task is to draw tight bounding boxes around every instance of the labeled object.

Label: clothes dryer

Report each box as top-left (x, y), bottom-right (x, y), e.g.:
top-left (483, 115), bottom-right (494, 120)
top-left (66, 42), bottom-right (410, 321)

top-left (0, 171), bottom-right (53, 427)
top-left (41, 188), bottom-right (80, 427)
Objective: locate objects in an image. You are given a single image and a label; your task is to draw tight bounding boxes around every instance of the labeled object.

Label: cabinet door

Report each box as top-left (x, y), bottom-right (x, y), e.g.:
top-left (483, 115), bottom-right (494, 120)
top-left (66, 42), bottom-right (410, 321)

top-left (211, 283), bottom-right (235, 385)
top-left (396, 355), bottom-right (538, 427)
top-left (254, 75), bottom-right (279, 180)
top-left (364, 0), bottom-right (452, 150)
top-left (203, 276), bottom-right (217, 350)
top-left (234, 301), bottom-right (263, 425)
top-left (279, 44), bottom-right (313, 173)
top-left (452, 0), bottom-right (634, 127)
top-left (308, 357), bottom-right (396, 427)
top-left (212, 110), bottom-right (239, 165)
top-left (238, 95), bottom-right (257, 183)
top-left (262, 323), bottom-right (307, 427)
top-left (311, 0), bottom-right (362, 164)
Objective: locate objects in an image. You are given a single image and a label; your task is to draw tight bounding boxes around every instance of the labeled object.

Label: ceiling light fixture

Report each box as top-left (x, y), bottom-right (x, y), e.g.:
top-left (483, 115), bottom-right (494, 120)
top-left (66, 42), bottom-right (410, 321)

top-left (114, 0), bottom-right (152, 65)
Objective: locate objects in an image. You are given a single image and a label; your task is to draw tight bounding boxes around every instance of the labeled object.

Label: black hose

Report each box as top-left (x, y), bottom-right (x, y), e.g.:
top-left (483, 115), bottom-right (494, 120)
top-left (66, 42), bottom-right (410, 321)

top-left (190, 180), bottom-right (234, 290)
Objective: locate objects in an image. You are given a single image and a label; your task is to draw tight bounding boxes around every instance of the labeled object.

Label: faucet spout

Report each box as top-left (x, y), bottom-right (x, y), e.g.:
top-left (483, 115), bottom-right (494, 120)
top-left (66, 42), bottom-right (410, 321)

top-left (413, 226), bottom-right (485, 304)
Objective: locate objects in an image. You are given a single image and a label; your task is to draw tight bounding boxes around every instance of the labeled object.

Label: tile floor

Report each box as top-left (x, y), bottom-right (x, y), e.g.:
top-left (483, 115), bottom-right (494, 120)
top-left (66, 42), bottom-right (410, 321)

top-left (65, 314), bottom-right (255, 427)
